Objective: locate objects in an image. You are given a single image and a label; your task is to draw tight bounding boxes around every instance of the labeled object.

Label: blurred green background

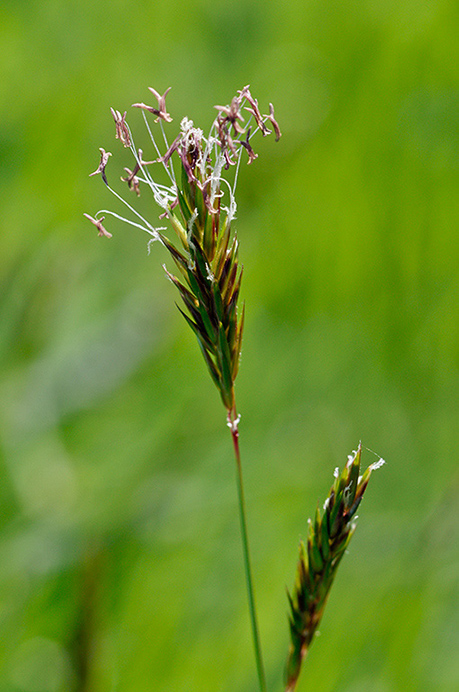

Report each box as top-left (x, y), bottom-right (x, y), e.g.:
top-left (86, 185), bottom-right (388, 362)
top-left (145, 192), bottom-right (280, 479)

top-left (1, 0), bottom-right (458, 690)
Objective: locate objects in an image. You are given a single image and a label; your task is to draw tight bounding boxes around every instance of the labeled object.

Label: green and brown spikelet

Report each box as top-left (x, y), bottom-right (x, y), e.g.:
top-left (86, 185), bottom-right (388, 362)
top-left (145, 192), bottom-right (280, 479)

top-left (85, 86), bottom-right (280, 416)
top-left (160, 130), bottom-right (245, 415)
top-left (285, 444), bottom-right (385, 692)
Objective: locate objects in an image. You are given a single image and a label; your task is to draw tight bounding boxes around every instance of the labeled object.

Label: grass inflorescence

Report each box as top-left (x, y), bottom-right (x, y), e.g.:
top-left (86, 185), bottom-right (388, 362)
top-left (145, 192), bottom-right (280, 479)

top-left (285, 444), bottom-right (385, 692)
top-left (85, 85), bottom-right (280, 417)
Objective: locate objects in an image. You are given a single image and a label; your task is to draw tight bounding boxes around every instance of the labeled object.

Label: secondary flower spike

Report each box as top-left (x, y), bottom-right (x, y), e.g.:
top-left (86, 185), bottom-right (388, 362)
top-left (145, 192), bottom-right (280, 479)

top-left (285, 444), bottom-right (385, 692)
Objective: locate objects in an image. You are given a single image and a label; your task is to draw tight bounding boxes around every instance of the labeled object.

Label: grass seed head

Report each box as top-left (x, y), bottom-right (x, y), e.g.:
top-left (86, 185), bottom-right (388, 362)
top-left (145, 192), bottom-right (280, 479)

top-left (285, 443), bottom-right (384, 692)
top-left (86, 85), bottom-right (280, 412)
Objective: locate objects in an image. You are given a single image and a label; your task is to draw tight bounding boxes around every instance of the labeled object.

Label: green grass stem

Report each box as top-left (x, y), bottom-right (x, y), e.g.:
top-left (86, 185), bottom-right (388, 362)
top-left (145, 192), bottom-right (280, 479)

top-left (229, 410), bottom-right (267, 692)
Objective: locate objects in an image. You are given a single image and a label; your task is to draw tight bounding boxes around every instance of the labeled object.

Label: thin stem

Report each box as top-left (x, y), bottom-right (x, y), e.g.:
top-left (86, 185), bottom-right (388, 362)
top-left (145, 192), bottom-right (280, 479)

top-left (228, 408), bottom-right (267, 692)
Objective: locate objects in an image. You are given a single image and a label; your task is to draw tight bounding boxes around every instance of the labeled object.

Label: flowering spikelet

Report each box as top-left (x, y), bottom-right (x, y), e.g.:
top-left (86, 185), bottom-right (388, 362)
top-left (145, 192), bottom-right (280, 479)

top-left (285, 444), bottom-right (385, 692)
top-left (86, 86), bottom-right (280, 414)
